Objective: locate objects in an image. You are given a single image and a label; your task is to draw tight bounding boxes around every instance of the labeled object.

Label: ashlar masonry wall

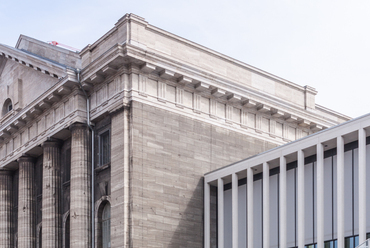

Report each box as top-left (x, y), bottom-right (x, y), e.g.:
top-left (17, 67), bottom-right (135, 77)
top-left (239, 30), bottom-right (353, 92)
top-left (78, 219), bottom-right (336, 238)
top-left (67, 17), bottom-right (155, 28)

top-left (130, 101), bottom-right (276, 247)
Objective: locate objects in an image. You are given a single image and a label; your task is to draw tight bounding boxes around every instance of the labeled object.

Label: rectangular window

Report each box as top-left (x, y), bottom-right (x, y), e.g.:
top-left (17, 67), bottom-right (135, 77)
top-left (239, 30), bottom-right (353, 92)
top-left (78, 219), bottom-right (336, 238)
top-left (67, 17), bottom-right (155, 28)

top-left (324, 240), bottom-right (337, 248)
top-left (345, 236), bottom-right (359, 248)
top-left (99, 129), bottom-right (110, 166)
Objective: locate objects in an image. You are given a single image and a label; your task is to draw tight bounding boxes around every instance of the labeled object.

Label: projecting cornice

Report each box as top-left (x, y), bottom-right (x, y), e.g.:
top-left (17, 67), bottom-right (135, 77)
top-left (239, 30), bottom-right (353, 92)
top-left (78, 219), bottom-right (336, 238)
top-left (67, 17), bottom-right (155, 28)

top-left (79, 42), bottom-right (347, 132)
top-left (0, 43), bottom-right (70, 80)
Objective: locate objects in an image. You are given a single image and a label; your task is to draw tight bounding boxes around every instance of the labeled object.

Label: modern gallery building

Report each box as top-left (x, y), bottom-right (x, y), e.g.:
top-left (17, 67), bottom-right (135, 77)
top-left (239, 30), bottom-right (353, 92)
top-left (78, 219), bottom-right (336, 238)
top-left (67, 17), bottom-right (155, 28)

top-left (0, 13), bottom-right (349, 248)
top-left (204, 112), bottom-right (370, 248)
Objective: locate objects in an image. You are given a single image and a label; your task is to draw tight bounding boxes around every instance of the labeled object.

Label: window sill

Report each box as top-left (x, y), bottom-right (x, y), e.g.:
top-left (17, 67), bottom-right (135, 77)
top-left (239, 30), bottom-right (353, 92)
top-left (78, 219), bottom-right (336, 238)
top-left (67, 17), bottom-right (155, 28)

top-left (95, 163), bottom-right (110, 173)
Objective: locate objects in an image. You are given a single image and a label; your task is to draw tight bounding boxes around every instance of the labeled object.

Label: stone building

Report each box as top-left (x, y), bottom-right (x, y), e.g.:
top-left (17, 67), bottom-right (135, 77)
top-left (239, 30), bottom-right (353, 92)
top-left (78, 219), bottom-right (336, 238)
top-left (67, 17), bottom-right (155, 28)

top-left (0, 13), bottom-right (349, 248)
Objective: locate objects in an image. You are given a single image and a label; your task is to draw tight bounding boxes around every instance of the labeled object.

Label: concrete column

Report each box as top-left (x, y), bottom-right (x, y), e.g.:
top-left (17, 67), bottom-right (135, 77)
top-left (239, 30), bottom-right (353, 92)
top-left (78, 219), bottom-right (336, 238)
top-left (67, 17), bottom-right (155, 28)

top-left (111, 108), bottom-right (130, 247)
top-left (297, 150), bottom-right (305, 248)
top-left (70, 123), bottom-right (91, 248)
top-left (18, 156), bottom-right (36, 248)
top-left (232, 173), bottom-right (238, 248)
top-left (204, 182), bottom-right (210, 248)
top-left (279, 156), bottom-right (287, 248)
top-left (0, 169), bottom-right (13, 247)
top-left (217, 178), bottom-right (224, 248)
top-left (247, 167), bottom-right (254, 248)
top-left (263, 162), bottom-right (270, 248)
top-left (358, 128), bottom-right (366, 243)
top-left (337, 136), bottom-right (344, 248)
top-left (42, 140), bottom-right (62, 248)
top-left (316, 143), bottom-right (324, 248)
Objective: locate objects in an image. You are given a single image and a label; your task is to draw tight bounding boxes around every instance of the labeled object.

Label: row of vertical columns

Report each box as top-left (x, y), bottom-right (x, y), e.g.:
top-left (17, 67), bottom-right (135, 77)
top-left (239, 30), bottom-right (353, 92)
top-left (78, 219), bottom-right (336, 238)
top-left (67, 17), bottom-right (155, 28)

top-left (0, 122), bottom-right (92, 248)
top-left (206, 129), bottom-right (368, 248)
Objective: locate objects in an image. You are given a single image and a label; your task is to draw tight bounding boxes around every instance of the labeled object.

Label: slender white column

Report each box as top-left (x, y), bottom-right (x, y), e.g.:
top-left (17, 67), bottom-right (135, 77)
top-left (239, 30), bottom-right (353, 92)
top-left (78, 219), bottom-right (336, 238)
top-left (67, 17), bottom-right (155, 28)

top-left (232, 173), bottom-right (238, 248)
top-left (263, 162), bottom-right (270, 248)
top-left (297, 150), bottom-right (305, 248)
top-left (204, 182), bottom-right (211, 248)
top-left (317, 143), bottom-right (324, 248)
top-left (337, 136), bottom-right (345, 248)
top-left (358, 128), bottom-right (366, 243)
top-left (247, 167), bottom-right (254, 248)
top-left (218, 178), bottom-right (224, 248)
top-left (279, 156), bottom-right (287, 248)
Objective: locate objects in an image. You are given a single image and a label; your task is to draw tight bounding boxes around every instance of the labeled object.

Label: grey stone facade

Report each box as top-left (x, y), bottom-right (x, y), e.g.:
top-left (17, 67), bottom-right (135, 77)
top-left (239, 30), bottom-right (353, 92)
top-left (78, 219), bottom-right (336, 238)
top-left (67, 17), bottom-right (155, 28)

top-left (0, 13), bottom-right (350, 248)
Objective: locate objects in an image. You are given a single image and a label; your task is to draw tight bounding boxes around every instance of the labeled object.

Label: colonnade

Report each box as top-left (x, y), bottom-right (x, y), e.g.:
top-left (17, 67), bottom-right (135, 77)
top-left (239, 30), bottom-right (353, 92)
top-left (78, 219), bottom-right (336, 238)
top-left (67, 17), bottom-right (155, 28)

top-left (0, 123), bottom-right (91, 248)
top-left (204, 128), bottom-right (368, 248)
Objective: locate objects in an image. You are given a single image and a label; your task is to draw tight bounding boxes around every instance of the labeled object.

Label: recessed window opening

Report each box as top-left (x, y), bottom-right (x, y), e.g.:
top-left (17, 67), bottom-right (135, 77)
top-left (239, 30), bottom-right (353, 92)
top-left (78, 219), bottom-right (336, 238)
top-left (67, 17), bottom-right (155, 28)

top-left (2, 98), bottom-right (13, 116)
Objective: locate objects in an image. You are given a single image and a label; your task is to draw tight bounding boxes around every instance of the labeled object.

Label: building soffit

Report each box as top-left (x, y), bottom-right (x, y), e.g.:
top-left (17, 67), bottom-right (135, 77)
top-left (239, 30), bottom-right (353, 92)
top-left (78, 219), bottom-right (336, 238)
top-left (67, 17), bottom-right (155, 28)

top-left (0, 43), bottom-right (69, 80)
top-left (80, 42), bottom-right (342, 131)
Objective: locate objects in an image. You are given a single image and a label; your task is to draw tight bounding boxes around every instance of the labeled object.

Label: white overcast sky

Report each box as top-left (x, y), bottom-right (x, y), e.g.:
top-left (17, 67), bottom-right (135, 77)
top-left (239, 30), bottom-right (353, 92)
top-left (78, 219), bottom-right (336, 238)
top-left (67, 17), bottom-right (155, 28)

top-left (1, 0), bottom-right (369, 118)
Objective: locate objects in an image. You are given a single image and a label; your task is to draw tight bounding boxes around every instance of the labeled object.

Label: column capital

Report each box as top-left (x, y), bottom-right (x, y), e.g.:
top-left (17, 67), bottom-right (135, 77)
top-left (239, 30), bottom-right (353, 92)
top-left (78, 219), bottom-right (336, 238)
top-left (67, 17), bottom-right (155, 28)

top-left (42, 138), bottom-right (62, 148)
top-left (17, 155), bottom-right (35, 163)
top-left (70, 122), bottom-right (89, 132)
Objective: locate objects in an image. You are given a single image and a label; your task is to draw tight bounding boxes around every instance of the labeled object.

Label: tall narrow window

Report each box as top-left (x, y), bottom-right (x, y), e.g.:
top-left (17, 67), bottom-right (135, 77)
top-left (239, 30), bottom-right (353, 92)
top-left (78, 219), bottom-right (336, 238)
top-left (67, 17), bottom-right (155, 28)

top-left (99, 130), bottom-right (110, 166)
top-left (65, 215), bottom-right (70, 248)
top-left (102, 203), bottom-right (111, 248)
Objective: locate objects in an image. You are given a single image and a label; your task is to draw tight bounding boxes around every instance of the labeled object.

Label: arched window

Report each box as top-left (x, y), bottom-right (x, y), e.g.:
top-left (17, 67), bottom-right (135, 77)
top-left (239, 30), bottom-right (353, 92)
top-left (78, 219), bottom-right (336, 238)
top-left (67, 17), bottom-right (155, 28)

top-left (102, 203), bottom-right (111, 248)
top-left (65, 215), bottom-right (70, 248)
top-left (2, 98), bottom-right (13, 116)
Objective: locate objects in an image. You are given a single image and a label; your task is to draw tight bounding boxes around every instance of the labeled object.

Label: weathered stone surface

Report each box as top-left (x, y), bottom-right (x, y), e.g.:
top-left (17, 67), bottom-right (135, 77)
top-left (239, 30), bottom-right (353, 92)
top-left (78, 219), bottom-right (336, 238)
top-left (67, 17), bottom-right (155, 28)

top-left (70, 123), bottom-right (91, 248)
top-left (130, 101), bottom-right (276, 247)
top-left (42, 140), bottom-right (62, 248)
top-left (0, 170), bottom-right (13, 247)
top-left (18, 156), bottom-right (36, 248)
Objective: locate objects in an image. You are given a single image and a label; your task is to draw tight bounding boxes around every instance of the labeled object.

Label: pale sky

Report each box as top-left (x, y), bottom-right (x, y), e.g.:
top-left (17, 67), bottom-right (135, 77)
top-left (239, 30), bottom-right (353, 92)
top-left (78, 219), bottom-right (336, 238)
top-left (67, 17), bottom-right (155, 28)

top-left (1, 0), bottom-right (369, 118)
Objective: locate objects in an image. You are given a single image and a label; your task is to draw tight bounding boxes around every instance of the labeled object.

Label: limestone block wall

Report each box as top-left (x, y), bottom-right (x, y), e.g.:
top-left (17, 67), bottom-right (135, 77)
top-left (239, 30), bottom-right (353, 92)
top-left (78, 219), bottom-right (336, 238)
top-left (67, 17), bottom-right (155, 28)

top-left (130, 101), bottom-right (276, 247)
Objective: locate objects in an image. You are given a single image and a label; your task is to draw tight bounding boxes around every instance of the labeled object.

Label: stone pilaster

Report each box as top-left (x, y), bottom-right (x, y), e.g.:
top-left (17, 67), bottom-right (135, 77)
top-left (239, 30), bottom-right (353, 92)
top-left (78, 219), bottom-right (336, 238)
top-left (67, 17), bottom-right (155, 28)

top-left (0, 169), bottom-right (13, 247)
top-left (18, 156), bottom-right (36, 248)
top-left (111, 108), bottom-right (130, 247)
top-left (42, 140), bottom-right (62, 248)
top-left (70, 123), bottom-right (91, 248)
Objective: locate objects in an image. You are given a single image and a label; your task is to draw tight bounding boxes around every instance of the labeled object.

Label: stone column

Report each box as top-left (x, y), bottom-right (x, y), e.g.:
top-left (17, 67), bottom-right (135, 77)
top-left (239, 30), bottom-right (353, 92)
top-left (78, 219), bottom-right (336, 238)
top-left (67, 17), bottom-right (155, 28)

top-left (0, 169), bottom-right (13, 247)
top-left (18, 156), bottom-right (36, 248)
top-left (70, 123), bottom-right (91, 248)
top-left (42, 140), bottom-right (62, 248)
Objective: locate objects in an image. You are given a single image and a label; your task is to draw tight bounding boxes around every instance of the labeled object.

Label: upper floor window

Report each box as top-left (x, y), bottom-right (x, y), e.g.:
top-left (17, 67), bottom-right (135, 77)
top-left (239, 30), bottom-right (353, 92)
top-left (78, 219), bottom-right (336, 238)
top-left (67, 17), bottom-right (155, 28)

top-left (99, 129), bottom-right (110, 167)
top-left (2, 98), bottom-right (13, 116)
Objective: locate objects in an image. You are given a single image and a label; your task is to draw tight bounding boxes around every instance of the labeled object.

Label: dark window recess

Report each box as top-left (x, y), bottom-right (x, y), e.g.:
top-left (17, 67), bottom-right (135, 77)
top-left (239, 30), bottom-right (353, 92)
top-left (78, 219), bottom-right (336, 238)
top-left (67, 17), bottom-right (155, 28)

top-left (63, 148), bottom-right (71, 184)
top-left (99, 130), bottom-right (110, 166)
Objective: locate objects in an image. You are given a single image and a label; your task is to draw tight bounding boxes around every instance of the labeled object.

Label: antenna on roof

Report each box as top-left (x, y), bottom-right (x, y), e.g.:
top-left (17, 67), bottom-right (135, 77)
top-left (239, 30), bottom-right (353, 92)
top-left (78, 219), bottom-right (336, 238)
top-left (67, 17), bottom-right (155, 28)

top-left (48, 41), bottom-right (80, 52)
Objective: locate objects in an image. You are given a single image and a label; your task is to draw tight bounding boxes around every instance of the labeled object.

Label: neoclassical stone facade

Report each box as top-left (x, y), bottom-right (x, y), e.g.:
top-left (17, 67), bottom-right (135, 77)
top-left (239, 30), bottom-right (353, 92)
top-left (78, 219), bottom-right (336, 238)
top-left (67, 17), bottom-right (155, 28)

top-left (0, 13), bottom-right (349, 248)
